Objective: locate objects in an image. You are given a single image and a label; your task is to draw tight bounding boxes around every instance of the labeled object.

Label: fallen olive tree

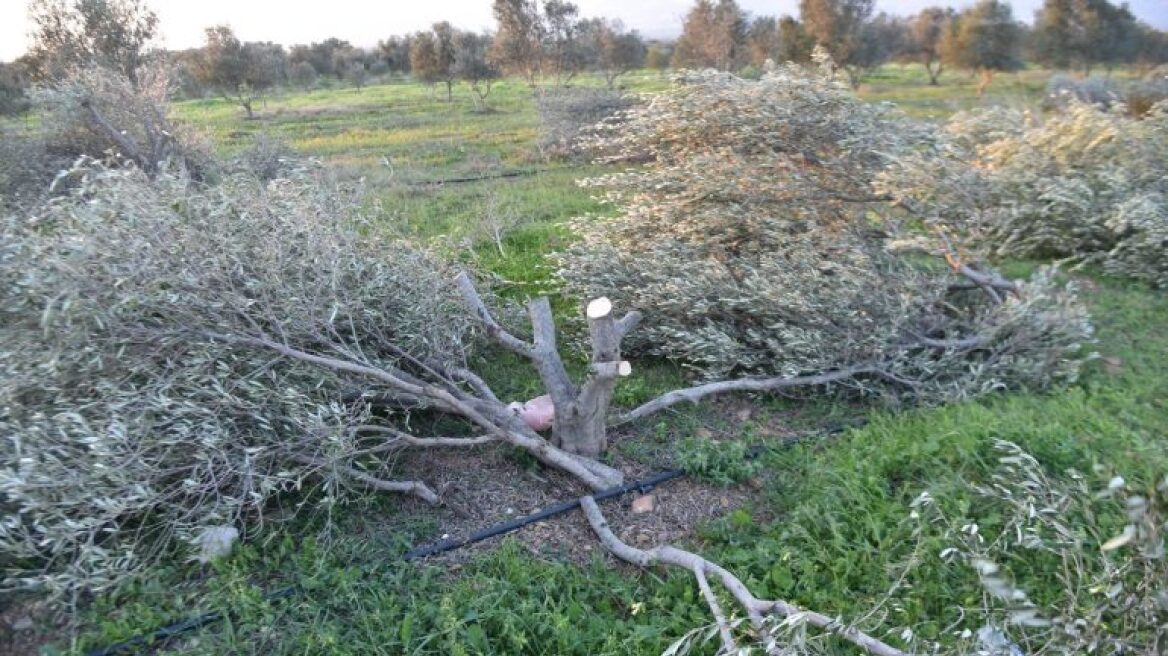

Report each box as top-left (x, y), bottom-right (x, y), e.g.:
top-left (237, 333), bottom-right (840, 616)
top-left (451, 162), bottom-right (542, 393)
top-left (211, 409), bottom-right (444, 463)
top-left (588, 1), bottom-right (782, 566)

top-left (878, 100), bottom-right (1168, 289)
top-left (558, 61), bottom-right (1092, 403)
top-left (0, 162), bottom-right (1023, 654)
top-left (1, 62), bottom-right (1094, 654)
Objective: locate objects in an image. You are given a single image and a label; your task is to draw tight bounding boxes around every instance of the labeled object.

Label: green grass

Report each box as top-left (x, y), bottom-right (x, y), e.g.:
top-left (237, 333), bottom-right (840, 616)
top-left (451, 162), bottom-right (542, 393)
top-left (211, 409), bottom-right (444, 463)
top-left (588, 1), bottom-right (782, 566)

top-left (52, 66), bottom-right (1168, 655)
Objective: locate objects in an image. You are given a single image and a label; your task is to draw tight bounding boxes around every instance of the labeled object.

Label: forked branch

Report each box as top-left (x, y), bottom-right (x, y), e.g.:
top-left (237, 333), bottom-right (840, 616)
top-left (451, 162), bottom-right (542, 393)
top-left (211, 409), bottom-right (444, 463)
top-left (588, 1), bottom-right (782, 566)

top-left (616, 364), bottom-right (879, 425)
top-left (199, 329), bottom-right (624, 491)
top-left (291, 454), bottom-right (440, 504)
top-left (580, 496), bottom-right (909, 656)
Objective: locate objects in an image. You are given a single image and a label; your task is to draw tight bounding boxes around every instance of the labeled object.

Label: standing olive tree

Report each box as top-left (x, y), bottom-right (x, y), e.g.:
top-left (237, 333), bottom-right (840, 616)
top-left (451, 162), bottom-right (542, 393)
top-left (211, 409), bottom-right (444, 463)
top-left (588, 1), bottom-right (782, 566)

top-left (194, 26), bottom-right (282, 118)
top-left (489, 0), bottom-right (544, 86)
top-left (1032, 0), bottom-right (1141, 74)
top-left (431, 22), bottom-right (460, 102)
top-left (745, 16), bottom-right (783, 67)
top-left (645, 41), bottom-right (672, 75)
top-left (25, 0), bottom-right (159, 84)
top-left (777, 15), bottom-right (816, 63)
top-left (940, 0), bottom-right (1024, 96)
top-left (453, 31), bottom-right (501, 110)
top-left (799, 0), bottom-right (875, 86)
top-left (672, 0), bottom-right (748, 71)
top-left (905, 6), bottom-right (954, 85)
top-left (581, 19), bottom-right (646, 88)
top-left (409, 31), bottom-right (442, 94)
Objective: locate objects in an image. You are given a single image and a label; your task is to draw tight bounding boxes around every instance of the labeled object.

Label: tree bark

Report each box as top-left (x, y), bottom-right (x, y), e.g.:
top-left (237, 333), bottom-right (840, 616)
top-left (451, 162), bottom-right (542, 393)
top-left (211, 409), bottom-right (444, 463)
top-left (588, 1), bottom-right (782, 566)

top-left (456, 273), bottom-right (639, 459)
top-left (550, 297), bottom-right (639, 457)
top-left (926, 60), bottom-right (942, 85)
top-left (976, 68), bottom-right (993, 97)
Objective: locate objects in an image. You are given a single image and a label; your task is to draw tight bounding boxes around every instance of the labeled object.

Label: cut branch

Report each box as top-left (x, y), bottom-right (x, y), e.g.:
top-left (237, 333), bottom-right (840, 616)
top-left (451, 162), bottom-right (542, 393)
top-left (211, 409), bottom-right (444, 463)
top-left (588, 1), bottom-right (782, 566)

top-left (200, 330), bottom-right (622, 490)
top-left (292, 455), bottom-right (439, 504)
top-left (617, 364), bottom-right (878, 425)
top-left (455, 271), bottom-right (532, 356)
top-left (580, 496), bottom-right (909, 656)
top-left (956, 263), bottom-right (1019, 297)
top-left (81, 98), bottom-right (151, 174)
top-left (456, 276), bottom-right (638, 459)
top-left (695, 563), bottom-right (737, 654)
top-left (353, 425), bottom-right (496, 448)
top-left (934, 230), bottom-right (1019, 304)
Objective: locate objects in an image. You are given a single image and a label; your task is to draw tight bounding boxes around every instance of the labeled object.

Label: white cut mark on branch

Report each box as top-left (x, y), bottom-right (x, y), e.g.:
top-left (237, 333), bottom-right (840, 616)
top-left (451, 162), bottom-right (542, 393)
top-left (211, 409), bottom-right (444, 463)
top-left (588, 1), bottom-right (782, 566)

top-left (580, 496), bottom-right (910, 656)
top-left (589, 360), bottom-right (632, 378)
top-left (587, 296), bottom-right (613, 319)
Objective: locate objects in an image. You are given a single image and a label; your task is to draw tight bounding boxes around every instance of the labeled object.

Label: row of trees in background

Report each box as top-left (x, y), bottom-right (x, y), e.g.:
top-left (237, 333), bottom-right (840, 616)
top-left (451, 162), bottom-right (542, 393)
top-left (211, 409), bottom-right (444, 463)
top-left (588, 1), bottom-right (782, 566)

top-left (2, 0), bottom-right (1167, 117)
top-left (671, 0), bottom-right (1167, 90)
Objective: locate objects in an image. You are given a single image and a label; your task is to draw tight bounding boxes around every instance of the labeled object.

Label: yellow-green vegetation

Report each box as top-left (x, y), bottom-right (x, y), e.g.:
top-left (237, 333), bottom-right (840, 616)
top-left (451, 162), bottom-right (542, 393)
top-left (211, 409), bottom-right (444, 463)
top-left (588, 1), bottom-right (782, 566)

top-left (859, 63), bottom-right (1054, 119)
top-left (49, 67), bottom-right (1168, 654)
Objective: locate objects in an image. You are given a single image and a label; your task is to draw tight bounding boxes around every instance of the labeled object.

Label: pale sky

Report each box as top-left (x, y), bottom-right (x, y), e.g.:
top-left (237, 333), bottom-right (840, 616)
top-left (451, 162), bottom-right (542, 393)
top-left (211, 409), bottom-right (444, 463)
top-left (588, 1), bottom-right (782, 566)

top-left (2, 0), bottom-right (1166, 62)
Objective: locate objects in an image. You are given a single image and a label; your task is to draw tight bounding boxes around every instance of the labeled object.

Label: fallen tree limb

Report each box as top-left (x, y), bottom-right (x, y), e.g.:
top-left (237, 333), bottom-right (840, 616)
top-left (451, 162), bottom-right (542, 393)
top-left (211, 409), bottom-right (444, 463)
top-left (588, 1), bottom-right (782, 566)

top-left (200, 330), bottom-right (623, 490)
top-left (615, 364), bottom-right (878, 425)
top-left (291, 454), bottom-right (439, 504)
top-left (352, 425), bottom-right (497, 450)
top-left (580, 496), bottom-right (909, 656)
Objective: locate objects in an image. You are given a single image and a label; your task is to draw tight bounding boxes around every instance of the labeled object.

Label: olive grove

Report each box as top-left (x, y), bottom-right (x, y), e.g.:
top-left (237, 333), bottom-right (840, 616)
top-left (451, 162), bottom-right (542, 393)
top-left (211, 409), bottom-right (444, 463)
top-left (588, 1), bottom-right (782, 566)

top-left (0, 50), bottom-right (1114, 656)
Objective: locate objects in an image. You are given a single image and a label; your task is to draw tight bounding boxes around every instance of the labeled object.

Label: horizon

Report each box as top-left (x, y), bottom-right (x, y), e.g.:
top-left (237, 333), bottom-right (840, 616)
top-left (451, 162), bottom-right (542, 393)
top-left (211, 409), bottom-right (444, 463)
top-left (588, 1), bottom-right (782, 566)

top-left (2, 0), bottom-right (1166, 63)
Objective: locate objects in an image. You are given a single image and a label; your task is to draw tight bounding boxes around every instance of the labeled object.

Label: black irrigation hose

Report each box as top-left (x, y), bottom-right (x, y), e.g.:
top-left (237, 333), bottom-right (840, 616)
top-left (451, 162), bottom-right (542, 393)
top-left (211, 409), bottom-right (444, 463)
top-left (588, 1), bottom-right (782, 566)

top-left (86, 419), bottom-right (863, 656)
top-left (404, 164), bottom-right (586, 187)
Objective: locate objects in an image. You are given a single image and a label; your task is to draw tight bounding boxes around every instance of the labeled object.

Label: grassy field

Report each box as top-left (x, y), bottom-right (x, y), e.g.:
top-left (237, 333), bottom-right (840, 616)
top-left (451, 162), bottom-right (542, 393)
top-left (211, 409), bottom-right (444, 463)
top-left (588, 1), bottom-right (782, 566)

top-left (31, 66), bottom-right (1168, 655)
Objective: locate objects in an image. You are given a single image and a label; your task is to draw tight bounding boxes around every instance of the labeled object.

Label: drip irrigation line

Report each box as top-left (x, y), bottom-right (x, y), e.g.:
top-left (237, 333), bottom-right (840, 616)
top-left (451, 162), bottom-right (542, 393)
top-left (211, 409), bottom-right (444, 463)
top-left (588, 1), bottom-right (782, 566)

top-left (404, 164), bottom-right (585, 187)
top-left (86, 419), bottom-right (863, 656)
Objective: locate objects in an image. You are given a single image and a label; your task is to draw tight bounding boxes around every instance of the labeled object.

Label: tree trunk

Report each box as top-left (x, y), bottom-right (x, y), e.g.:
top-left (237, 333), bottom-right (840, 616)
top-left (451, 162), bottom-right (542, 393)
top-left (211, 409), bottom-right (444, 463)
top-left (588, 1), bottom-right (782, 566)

top-left (976, 68), bottom-right (993, 97)
top-left (550, 298), bottom-right (635, 457)
top-left (926, 60), bottom-right (942, 86)
top-left (844, 65), bottom-right (863, 90)
top-left (445, 80), bottom-right (453, 103)
top-left (455, 274), bottom-right (639, 460)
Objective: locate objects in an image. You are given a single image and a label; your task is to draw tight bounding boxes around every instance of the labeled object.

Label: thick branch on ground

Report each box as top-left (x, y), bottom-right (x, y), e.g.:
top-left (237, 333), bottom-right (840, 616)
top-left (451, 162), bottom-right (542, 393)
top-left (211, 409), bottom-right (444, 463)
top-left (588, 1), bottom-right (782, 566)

top-left (956, 263), bottom-right (1019, 299)
top-left (353, 425), bottom-right (496, 451)
top-left (617, 364), bottom-right (878, 425)
top-left (580, 497), bottom-right (909, 656)
top-left (200, 330), bottom-right (622, 490)
top-left (935, 231), bottom-right (1018, 305)
top-left (81, 99), bottom-right (150, 174)
top-left (695, 563), bottom-right (736, 654)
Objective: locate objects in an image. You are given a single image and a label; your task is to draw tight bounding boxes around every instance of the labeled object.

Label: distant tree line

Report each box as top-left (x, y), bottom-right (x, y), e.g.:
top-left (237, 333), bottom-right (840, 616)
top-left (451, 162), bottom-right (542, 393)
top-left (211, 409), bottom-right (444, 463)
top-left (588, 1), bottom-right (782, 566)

top-left (2, 0), bottom-right (1167, 117)
top-left (667, 0), bottom-right (1167, 91)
